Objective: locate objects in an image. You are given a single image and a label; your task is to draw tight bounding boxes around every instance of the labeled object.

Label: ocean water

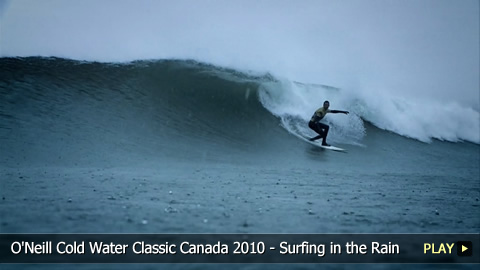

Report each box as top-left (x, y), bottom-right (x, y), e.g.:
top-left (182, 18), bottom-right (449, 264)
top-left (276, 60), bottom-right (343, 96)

top-left (0, 57), bottom-right (479, 269)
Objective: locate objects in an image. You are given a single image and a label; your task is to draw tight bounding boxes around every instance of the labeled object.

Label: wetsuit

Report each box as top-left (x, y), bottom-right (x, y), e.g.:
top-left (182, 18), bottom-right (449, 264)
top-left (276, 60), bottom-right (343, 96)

top-left (308, 107), bottom-right (330, 145)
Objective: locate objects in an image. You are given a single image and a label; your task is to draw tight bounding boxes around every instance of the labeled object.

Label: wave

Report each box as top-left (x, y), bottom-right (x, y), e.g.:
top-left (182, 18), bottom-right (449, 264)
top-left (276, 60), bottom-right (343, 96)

top-left (0, 57), bottom-right (478, 162)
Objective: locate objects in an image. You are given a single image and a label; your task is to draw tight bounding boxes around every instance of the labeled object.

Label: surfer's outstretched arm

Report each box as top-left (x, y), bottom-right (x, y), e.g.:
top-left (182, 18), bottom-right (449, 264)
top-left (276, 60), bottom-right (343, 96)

top-left (330, 110), bottom-right (349, 114)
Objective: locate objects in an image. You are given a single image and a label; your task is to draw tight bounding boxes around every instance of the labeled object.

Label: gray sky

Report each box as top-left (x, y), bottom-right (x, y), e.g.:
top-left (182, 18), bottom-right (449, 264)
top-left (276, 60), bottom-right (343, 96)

top-left (1, 0), bottom-right (478, 108)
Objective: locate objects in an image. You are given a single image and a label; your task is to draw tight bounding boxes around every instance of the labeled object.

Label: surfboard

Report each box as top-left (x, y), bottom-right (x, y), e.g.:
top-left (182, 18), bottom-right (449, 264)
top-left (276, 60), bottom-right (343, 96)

top-left (318, 144), bottom-right (346, 152)
top-left (300, 136), bottom-right (346, 152)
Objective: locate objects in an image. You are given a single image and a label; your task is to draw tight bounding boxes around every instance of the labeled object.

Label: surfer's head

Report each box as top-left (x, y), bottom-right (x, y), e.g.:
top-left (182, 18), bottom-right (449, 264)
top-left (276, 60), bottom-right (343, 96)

top-left (323, 100), bottom-right (330, 109)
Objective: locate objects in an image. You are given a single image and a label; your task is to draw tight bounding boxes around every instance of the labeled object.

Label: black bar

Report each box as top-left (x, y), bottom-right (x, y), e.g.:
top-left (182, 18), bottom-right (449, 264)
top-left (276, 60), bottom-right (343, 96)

top-left (0, 234), bottom-right (478, 264)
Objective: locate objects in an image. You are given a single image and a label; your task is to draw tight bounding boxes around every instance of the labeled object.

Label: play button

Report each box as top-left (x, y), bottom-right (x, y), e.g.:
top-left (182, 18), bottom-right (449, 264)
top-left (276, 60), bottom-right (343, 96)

top-left (457, 241), bottom-right (472, 256)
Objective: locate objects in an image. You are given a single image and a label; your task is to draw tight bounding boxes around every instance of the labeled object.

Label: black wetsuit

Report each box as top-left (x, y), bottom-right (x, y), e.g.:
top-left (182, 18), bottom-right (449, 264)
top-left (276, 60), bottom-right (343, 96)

top-left (309, 107), bottom-right (330, 145)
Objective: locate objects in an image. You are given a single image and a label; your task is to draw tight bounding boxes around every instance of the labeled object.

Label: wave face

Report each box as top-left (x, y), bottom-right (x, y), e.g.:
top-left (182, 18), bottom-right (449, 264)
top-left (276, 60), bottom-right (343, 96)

top-left (0, 58), bottom-right (285, 166)
top-left (0, 57), bottom-right (479, 167)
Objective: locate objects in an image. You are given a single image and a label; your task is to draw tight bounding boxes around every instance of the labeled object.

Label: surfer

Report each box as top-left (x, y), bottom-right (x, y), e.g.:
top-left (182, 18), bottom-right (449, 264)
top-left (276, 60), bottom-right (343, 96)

top-left (309, 100), bottom-right (349, 146)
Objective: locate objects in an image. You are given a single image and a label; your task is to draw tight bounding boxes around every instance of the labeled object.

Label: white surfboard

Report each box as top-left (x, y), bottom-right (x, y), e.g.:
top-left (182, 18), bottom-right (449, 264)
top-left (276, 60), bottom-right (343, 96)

top-left (300, 136), bottom-right (346, 152)
top-left (318, 144), bottom-right (346, 152)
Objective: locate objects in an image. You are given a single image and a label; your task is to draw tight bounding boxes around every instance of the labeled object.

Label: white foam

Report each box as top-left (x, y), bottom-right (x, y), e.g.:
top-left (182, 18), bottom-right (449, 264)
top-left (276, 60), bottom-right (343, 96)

top-left (259, 80), bottom-right (480, 144)
top-left (354, 91), bottom-right (480, 143)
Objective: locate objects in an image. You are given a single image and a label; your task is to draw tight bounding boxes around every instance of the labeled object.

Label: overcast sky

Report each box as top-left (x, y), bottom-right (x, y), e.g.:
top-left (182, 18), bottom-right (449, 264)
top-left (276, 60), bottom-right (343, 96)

top-left (1, 0), bottom-right (478, 107)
